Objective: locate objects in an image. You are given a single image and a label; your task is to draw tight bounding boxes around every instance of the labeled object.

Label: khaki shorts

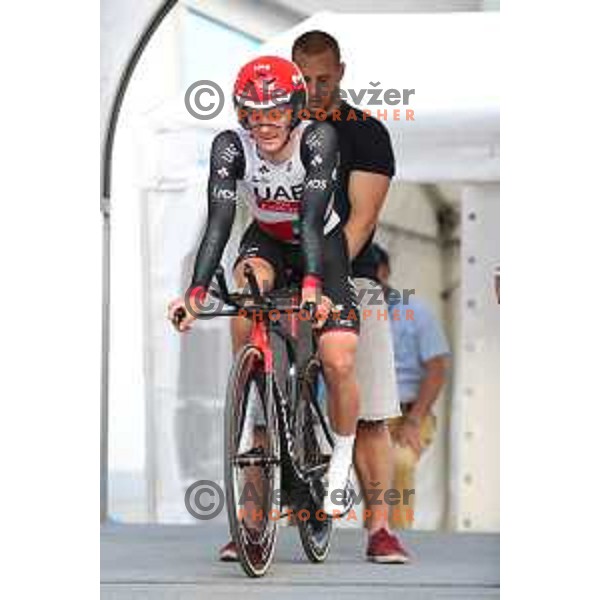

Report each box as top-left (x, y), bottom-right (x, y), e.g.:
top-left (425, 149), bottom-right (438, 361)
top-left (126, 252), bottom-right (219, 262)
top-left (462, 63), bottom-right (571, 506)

top-left (353, 278), bottom-right (401, 421)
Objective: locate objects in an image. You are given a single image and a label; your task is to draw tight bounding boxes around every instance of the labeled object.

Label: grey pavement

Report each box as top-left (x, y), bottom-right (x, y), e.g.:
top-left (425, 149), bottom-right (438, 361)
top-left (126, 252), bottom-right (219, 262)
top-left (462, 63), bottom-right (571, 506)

top-left (101, 523), bottom-right (499, 599)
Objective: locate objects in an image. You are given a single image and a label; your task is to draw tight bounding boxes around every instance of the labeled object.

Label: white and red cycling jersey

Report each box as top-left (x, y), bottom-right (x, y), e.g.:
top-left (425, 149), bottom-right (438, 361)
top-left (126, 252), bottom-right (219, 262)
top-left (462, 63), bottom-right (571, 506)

top-left (190, 119), bottom-right (340, 291)
top-left (235, 120), bottom-right (340, 242)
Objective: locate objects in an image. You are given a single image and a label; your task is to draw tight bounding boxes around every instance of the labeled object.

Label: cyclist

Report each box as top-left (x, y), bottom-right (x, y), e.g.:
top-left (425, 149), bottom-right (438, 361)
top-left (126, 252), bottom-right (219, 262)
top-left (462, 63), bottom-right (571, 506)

top-left (168, 56), bottom-right (360, 521)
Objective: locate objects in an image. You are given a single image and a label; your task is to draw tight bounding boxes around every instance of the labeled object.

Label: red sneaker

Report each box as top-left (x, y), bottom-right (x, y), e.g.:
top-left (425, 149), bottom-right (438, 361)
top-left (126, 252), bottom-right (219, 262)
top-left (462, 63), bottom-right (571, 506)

top-left (218, 540), bottom-right (239, 562)
top-left (366, 528), bottom-right (411, 564)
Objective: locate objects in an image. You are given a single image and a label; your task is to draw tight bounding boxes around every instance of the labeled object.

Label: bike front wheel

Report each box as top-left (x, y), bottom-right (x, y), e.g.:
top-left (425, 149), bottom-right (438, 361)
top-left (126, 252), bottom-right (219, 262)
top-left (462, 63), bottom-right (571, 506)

top-left (224, 345), bottom-right (281, 577)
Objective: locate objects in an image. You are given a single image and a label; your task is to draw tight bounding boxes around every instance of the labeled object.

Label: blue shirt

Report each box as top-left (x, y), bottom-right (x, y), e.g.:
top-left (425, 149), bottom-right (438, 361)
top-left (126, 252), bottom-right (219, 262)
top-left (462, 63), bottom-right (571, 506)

top-left (388, 296), bottom-right (450, 403)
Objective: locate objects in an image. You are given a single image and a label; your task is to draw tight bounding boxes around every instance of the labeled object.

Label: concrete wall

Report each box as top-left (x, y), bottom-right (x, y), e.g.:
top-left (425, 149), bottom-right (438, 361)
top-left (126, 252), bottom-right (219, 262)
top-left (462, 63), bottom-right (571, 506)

top-left (449, 183), bottom-right (500, 532)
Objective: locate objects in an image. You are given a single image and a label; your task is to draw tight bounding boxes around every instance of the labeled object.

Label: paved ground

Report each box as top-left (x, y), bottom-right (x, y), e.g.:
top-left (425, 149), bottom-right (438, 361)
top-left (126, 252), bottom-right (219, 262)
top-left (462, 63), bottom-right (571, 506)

top-left (101, 523), bottom-right (499, 599)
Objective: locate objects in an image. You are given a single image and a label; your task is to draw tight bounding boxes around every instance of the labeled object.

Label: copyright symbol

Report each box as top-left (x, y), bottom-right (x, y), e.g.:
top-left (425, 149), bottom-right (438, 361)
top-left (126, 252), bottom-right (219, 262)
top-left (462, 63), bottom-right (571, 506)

top-left (184, 80), bottom-right (224, 120)
top-left (184, 480), bottom-right (224, 520)
top-left (184, 288), bottom-right (222, 320)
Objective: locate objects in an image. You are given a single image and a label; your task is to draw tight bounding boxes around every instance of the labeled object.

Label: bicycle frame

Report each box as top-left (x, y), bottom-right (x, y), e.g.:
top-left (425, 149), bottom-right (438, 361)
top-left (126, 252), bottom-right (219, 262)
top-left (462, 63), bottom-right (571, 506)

top-left (191, 265), bottom-right (333, 487)
top-left (249, 313), bottom-right (274, 374)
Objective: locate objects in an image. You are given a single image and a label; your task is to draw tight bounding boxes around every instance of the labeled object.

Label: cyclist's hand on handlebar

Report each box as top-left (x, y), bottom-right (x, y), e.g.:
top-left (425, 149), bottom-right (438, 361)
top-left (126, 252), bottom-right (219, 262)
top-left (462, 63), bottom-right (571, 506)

top-left (301, 288), bottom-right (333, 330)
top-left (167, 297), bottom-right (195, 333)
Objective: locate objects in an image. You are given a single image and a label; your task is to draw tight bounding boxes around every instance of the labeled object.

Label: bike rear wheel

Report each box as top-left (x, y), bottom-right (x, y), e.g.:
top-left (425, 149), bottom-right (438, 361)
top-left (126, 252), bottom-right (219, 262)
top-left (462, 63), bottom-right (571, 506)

top-left (295, 357), bottom-right (333, 563)
top-left (224, 345), bottom-right (280, 577)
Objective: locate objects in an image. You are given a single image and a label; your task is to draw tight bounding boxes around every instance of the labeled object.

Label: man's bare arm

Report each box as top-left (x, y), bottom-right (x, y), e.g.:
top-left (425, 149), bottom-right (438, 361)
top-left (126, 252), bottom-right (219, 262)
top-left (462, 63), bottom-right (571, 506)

top-left (344, 171), bottom-right (390, 260)
top-left (407, 356), bottom-right (450, 422)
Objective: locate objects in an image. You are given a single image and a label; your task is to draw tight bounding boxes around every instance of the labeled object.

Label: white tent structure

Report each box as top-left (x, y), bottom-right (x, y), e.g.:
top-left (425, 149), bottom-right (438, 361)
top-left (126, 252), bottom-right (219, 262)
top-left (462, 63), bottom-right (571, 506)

top-left (102, 3), bottom-right (499, 531)
top-left (263, 12), bottom-right (499, 182)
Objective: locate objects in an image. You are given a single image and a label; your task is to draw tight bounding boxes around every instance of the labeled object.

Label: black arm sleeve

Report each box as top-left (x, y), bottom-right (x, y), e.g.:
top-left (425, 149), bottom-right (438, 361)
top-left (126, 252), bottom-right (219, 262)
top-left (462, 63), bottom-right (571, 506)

top-left (299, 121), bottom-right (339, 280)
top-left (190, 130), bottom-right (245, 289)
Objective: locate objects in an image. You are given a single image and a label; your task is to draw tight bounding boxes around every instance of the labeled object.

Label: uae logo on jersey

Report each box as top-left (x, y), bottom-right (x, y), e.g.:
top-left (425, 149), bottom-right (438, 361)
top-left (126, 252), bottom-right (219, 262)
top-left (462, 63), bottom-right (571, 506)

top-left (254, 183), bottom-right (304, 203)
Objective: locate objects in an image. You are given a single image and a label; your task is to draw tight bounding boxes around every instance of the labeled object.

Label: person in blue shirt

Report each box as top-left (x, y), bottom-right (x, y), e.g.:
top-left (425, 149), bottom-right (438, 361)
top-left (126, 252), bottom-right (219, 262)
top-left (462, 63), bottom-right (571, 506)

top-left (372, 244), bottom-right (451, 529)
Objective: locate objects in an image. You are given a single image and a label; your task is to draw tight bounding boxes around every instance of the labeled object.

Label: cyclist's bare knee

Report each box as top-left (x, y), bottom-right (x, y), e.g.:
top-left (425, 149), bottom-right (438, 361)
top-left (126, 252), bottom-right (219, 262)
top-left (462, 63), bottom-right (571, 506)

top-left (233, 257), bottom-right (275, 292)
top-left (319, 331), bottom-right (358, 381)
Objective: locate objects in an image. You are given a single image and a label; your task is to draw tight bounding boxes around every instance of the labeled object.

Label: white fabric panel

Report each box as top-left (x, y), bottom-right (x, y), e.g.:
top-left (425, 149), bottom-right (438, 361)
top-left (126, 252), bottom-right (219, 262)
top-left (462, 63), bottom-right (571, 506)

top-left (101, 0), bottom-right (168, 136)
top-left (105, 1), bottom-right (184, 522)
top-left (260, 12), bottom-right (500, 183)
top-left (139, 124), bottom-right (242, 522)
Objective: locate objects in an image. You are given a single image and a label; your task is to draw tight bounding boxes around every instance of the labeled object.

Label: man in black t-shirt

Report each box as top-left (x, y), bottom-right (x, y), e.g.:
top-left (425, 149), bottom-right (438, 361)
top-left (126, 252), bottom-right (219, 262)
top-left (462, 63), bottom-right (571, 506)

top-left (326, 101), bottom-right (396, 280)
top-left (293, 31), bottom-right (410, 563)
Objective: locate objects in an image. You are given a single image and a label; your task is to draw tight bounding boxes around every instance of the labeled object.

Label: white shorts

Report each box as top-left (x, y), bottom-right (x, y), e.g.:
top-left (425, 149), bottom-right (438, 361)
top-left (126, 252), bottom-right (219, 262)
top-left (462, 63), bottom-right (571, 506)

top-left (323, 277), bottom-right (398, 421)
top-left (354, 278), bottom-right (401, 421)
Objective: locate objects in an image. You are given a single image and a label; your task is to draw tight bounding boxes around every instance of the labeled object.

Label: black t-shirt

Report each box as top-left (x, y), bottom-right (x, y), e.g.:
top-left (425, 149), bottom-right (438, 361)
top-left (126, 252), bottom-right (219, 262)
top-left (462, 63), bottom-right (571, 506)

top-left (325, 101), bottom-right (395, 280)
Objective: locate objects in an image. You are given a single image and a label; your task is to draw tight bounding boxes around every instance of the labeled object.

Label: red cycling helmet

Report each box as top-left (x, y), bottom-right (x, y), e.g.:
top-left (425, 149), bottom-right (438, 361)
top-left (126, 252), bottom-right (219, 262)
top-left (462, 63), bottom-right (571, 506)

top-left (233, 55), bottom-right (307, 129)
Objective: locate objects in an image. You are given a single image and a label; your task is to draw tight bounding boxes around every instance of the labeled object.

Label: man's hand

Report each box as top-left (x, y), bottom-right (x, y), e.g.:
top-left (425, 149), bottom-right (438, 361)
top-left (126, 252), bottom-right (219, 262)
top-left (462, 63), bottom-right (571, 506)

top-left (167, 297), bottom-right (195, 333)
top-left (301, 287), bottom-right (333, 330)
top-left (395, 419), bottom-right (422, 457)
